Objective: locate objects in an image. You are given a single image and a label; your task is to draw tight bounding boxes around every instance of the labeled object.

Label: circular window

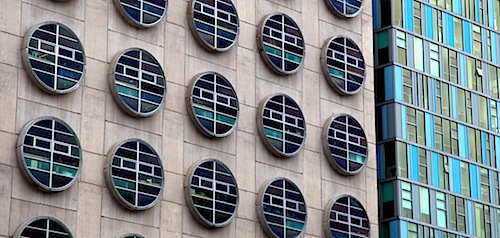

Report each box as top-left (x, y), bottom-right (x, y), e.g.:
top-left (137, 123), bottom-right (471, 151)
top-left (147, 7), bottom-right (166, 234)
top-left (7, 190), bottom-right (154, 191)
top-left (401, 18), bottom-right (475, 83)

top-left (188, 0), bottom-right (239, 51)
top-left (323, 195), bottom-right (370, 238)
top-left (113, 0), bottom-right (168, 28)
top-left (120, 234), bottom-right (145, 238)
top-left (109, 48), bottom-right (167, 117)
top-left (322, 114), bottom-right (368, 175)
top-left (22, 21), bottom-right (86, 94)
top-left (16, 117), bottom-right (82, 192)
top-left (257, 13), bottom-right (305, 75)
top-left (105, 139), bottom-right (164, 210)
top-left (13, 216), bottom-right (73, 238)
top-left (321, 36), bottom-right (365, 95)
top-left (185, 159), bottom-right (239, 227)
top-left (186, 72), bottom-right (239, 138)
top-left (325, 0), bottom-right (364, 18)
top-left (257, 94), bottom-right (306, 157)
top-left (257, 178), bottom-right (307, 238)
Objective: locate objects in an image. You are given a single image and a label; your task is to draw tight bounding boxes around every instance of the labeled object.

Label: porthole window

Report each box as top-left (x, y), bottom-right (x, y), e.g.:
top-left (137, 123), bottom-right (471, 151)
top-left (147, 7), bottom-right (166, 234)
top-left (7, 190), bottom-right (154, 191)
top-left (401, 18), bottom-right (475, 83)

top-left (257, 178), bottom-right (307, 238)
top-left (257, 13), bottom-right (305, 75)
top-left (324, 195), bottom-right (370, 238)
top-left (22, 22), bottom-right (86, 94)
top-left (113, 0), bottom-right (168, 28)
top-left (322, 114), bottom-right (368, 175)
top-left (109, 48), bottom-right (167, 117)
top-left (13, 216), bottom-right (73, 238)
top-left (185, 159), bottom-right (239, 227)
top-left (321, 36), bottom-right (365, 95)
top-left (257, 94), bottom-right (306, 157)
top-left (120, 234), bottom-right (145, 238)
top-left (17, 117), bottom-right (82, 192)
top-left (325, 0), bottom-right (364, 18)
top-left (186, 72), bottom-right (239, 138)
top-left (105, 139), bottom-right (164, 210)
top-left (188, 0), bottom-right (239, 51)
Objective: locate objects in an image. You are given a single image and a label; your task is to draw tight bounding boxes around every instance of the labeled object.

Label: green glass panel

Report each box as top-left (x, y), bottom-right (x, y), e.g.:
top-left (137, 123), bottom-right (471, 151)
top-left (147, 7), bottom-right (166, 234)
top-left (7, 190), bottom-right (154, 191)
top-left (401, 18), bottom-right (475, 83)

top-left (264, 44), bottom-right (282, 56)
top-left (53, 164), bottom-right (77, 177)
top-left (286, 220), bottom-right (304, 230)
top-left (216, 114), bottom-right (236, 125)
top-left (264, 128), bottom-right (283, 139)
top-left (118, 188), bottom-right (136, 204)
top-left (328, 66), bottom-right (345, 78)
top-left (116, 84), bottom-right (139, 97)
top-left (284, 52), bottom-right (302, 63)
top-left (194, 107), bottom-right (214, 119)
top-left (378, 30), bottom-right (389, 49)
top-left (25, 158), bottom-right (50, 171)
top-left (349, 153), bottom-right (366, 163)
top-left (382, 182), bottom-right (394, 202)
top-left (114, 178), bottom-right (136, 189)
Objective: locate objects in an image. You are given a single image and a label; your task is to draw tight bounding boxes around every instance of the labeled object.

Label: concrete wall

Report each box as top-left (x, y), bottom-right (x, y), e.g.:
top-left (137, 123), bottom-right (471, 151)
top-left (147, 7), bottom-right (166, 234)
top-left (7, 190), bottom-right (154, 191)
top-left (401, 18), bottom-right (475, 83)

top-left (0, 0), bottom-right (377, 237)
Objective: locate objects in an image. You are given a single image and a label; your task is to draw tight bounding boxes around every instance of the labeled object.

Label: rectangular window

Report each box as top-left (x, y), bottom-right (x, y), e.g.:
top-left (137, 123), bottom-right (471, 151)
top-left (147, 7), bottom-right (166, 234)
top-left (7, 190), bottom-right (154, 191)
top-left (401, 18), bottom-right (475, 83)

top-left (396, 30), bottom-right (407, 65)
top-left (479, 96), bottom-right (488, 129)
top-left (402, 181), bottom-right (413, 218)
top-left (430, 43), bottom-right (440, 77)
top-left (443, 118), bottom-right (452, 154)
top-left (480, 168), bottom-right (490, 202)
top-left (403, 68), bottom-right (413, 104)
top-left (432, 8), bottom-right (443, 42)
top-left (407, 107), bottom-right (417, 143)
top-left (457, 88), bottom-right (467, 122)
top-left (451, 121), bottom-right (459, 155)
top-left (436, 192), bottom-right (447, 228)
top-left (420, 187), bottom-right (430, 223)
top-left (460, 161), bottom-right (470, 196)
top-left (413, 1), bottom-right (422, 35)
top-left (417, 74), bottom-right (429, 109)
top-left (397, 142), bottom-right (408, 178)
top-left (418, 148), bottom-right (427, 184)
top-left (394, 0), bottom-right (403, 27)
top-left (494, 171), bottom-right (500, 205)
top-left (414, 37), bottom-right (424, 71)
top-left (466, 91), bottom-right (473, 124)
top-left (487, 30), bottom-right (492, 61)
top-left (435, 116), bottom-right (443, 151)
top-left (467, 57), bottom-right (477, 91)
top-left (495, 0), bottom-right (500, 30)
top-left (454, 18), bottom-right (463, 50)
top-left (492, 101), bottom-right (498, 133)
top-left (473, 25), bottom-right (482, 58)
top-left (438, 154), bottom-right (449, 190)
top-left (408, 222), bottom-right (418, 238)
top-left (457, 197), bottom-right (466, 233)
top-left (490, 65), bottom-right (499, 99)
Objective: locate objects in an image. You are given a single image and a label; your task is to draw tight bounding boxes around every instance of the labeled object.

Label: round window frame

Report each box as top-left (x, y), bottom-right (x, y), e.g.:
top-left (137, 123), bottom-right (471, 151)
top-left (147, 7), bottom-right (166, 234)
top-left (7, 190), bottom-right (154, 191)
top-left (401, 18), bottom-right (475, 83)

top-left (257, 93), bottom-right (307, 158)
top-left (324, 0), bottom-right (364, 18)
top-left (21, 21), bottom-right (86, 95)
top-left (321, 114), bottom-right (368, 176)
top-left (320, 35), bottom-right (366, 96)
top-left (322, 195), bottom-right (370, 238)
top-left (186, 72), bottom-right (240, 138)
top-left (109, 48), bottom-right (167, 118)
top-left (184, 158), bottom-right (239, 227)
top-left (16, 116), bottom-right (82, 192)
top-left (257, 12), bottom-right (305, 75)
top-left (13, 216), bottom-right (74, 238)
top-left (112, 0), bottom-right (168, 28)
top-left (187, 0), bottom-right (240, 52)
top-left (105, 138), bottom-right (165, 211)
top-left (256, 177), bottom-right (308, 238)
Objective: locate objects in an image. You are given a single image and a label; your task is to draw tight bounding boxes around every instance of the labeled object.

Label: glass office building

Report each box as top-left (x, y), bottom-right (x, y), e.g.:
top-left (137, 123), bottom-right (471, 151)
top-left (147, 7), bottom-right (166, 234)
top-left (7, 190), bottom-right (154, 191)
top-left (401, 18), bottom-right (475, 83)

top-left (374, 0), bottom-right (500, 237)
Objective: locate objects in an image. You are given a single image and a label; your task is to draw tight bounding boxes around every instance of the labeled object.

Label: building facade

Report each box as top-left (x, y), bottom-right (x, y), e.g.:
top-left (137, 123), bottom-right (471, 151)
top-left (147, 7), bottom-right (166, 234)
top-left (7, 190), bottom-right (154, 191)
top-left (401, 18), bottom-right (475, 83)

top-left (0, 0), bottom-right (376, 238)
top-left (374, 0), bottom-right (500, 237)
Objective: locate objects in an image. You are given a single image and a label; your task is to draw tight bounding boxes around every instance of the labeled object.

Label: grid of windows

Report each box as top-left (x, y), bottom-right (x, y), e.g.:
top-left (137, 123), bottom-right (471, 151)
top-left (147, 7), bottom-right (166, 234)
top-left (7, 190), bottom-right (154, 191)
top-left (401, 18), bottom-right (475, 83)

top-left (324, 195), bottom-right (370, 238)
top-left (14, 217), bottom-right (73, 238)
top-left (185, 159), bottom-right (239, 227)
top-left (188, 0), bottom-right (239, 51)
top-left (375, 0), bottom-right (500, 237)
top-left (105, 139), bottom-right (164, 210)
top-left (17, 117), bottom-right (82, 192)
top-left (257, 178), bottom-right (307, 238)
top-left (257, 94), bottom-right (306, 157)
top-left (322, 114), bottom-right (368, 175)
top-left (187, 72), bottom-right (239, 137)
top-left (22, 22), bottom-right (86, 94)
top-left (113, 0), bottom-right (167, 28)
top-left (110, 48), bottom-right (167, 117)
top-left (258, 13), bottom-right (305, 75)
top-left (321, 36), bottom-right (366, 95)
